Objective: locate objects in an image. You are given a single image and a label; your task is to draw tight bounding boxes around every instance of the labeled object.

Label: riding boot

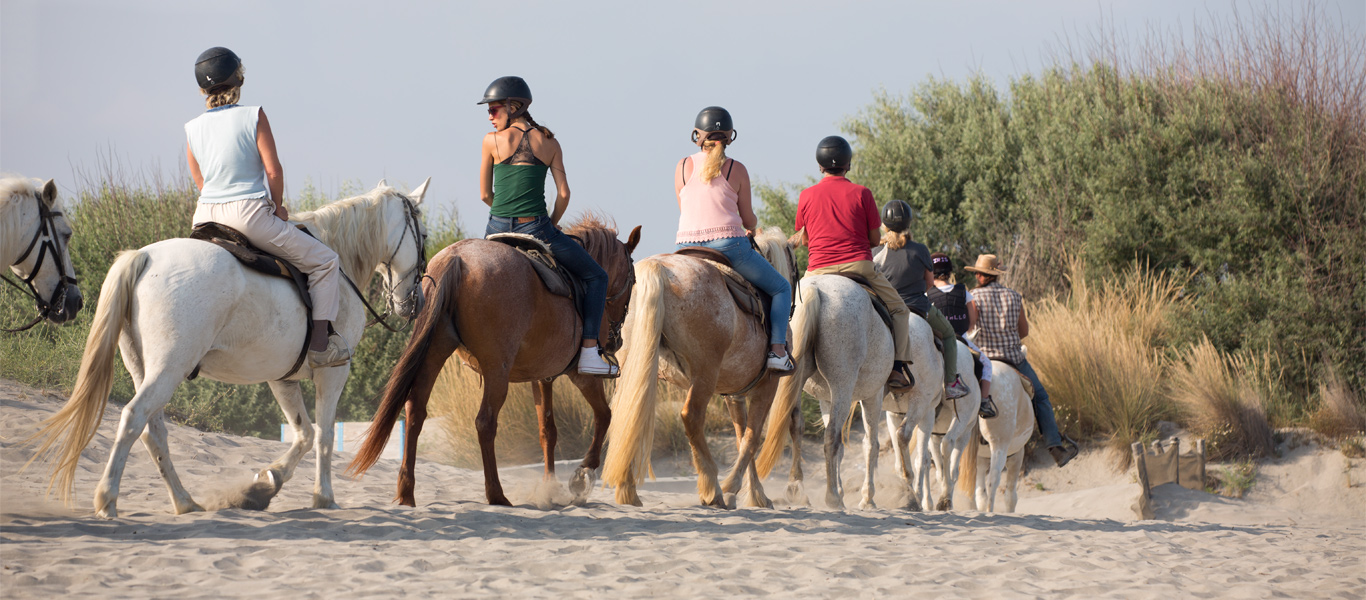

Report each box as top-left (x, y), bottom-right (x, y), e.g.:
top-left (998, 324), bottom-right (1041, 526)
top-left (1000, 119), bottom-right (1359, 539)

top-left (887, 360), bottom-right (913, 390)
top-left (978, 395), bottom-right (998, 419)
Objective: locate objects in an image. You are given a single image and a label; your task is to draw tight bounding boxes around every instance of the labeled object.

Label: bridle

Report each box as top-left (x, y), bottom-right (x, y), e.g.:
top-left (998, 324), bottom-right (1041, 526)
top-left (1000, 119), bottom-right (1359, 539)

top-left (3, 191), bottom-right (79, 333)
top-left (601, 246), bottom-right (636, 355)
top-left (339, 193), bottom-right (427, 332)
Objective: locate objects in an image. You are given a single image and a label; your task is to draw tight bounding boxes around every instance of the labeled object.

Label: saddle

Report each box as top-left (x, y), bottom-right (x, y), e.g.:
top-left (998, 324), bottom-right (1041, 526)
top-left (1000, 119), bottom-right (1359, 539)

top-left (188, 222), bottom-right (315, 380)
top-left (825, 272), bottom-right (894, 335)
top-left (673, 247), bottom-right (768, 327)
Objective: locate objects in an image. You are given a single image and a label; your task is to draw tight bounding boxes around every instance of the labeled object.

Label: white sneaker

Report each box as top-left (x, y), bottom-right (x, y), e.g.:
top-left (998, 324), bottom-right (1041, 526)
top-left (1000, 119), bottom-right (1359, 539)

top-left (577, 347), bottom-right (619, 377)
top-left (945, 375), bottom-right (971, 400)
top-left (308, 334), bottom-right (352, 369)
top-left (766, 351), bottom-right (795, 371)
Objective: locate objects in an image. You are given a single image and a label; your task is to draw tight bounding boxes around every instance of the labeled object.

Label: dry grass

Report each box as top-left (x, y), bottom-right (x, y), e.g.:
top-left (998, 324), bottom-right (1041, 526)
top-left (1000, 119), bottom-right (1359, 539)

top-left (1169, 339), bottom-right (1275, 461)
top-left (427, 358), bottom-right (734, 470)
top-left (1309, 366), bottom-right (1366, 439)
top-left (1025, 261), bottom-right (1178, 468)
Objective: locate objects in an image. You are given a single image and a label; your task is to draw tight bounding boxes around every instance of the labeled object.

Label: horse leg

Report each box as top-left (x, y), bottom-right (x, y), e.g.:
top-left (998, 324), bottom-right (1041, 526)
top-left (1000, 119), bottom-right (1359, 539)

top-left (785, 402), bottom-right (809, 506)
top-left (310, 365), bottom-right (349, 509)
top-left (929, 434), bottom-right (948, 511)
top-left (265, 380), bottom-right (315, 484)
top-left (857, 393), bottom-right (882, 510)
top-left (393, 333), bottom-right (459, 507)
top-left (985, 447), bottom-right (1008, 513)
top-left (724, 380), bottom-right (776, 509)
top-left (1003, 451), bottom-right (1024, 513)
top-left (566, 374), bottom-right (608, 504)
top-left (680, 376), bottom-right (724, 508)
top-left (138, 408), bottom-right (202, 514)
top-left (475, 376), bottom-right (513, 506)
top-left (885, 410), bottom-right (920, 511)
top-left (94, 370), bottom-right (180, 518)
top-left (822, 391), bottom-right (851, 510)
top-left (532, 379), bottom-right (558, 482)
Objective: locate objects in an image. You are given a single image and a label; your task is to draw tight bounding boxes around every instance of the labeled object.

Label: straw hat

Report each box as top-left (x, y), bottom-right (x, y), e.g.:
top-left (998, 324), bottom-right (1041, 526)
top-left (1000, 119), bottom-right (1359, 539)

top-left (964, 254), bottom-right (1008, 276)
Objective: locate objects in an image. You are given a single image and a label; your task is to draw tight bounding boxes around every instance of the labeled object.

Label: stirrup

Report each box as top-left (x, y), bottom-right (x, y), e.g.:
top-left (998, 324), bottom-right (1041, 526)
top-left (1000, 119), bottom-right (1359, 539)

top-left (978, 395), bottom-right (998, 419)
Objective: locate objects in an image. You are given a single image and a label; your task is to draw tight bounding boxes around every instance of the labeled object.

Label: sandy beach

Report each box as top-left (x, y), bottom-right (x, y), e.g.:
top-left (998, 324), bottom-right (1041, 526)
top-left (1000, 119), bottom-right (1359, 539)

top-left (2, 379), bottom-right (1363, 599)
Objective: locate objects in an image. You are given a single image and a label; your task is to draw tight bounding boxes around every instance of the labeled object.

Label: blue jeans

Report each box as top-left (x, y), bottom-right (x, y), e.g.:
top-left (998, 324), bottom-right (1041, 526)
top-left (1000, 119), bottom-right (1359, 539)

top-left (1015, 359), bottom-right (1063, 448)
top-left (677, 236), bottom-right (791, 346)
top-left (487, 216), bottom-right (607, 341)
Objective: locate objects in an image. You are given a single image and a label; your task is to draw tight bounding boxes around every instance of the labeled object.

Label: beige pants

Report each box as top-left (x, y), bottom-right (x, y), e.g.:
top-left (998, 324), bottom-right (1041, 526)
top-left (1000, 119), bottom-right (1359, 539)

top-left (193, 198), bottom-right (341, 321)
top-left (805, 260), bottom-right (912, 362)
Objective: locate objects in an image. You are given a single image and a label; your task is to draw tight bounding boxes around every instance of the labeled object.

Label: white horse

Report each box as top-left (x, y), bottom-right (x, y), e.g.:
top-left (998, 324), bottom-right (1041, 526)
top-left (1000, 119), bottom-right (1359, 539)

top-left (957, 361), bottom-right (1034, 512)
top-left (2, 177), bottom-right (83, 328)
top-left (755, 273), bottom-right (895, 510)
top-left (29, 179), bottom-right (429, 518)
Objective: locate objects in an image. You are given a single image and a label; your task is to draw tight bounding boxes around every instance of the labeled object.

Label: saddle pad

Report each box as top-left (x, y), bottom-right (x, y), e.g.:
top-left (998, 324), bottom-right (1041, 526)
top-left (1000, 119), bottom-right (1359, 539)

top-left (675, 252), bottom-right (766, 325)
top-left (825, 272), bottom-right (894, 334)
top-left (486, 234), bottom-right (573, 299)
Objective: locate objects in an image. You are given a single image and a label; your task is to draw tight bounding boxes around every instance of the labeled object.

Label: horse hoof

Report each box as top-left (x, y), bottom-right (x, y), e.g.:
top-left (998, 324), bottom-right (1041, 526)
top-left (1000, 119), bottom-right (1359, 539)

top-left (569, 468), bottom-right (595, 504)
top-left (935, 497), bottom-right (952, 512)
top-left (174, 501), bottom-right (205, 515)
top-left (394, 495), bottom-right (416, 507)
top-left (785, 482), bottom-right (810, 506)
top-left (488, 495), bottom-right (513, 507)
top-left (312, 497), bottom-right (340, 510)
top-left (858, 500), bottom-right (877, 511)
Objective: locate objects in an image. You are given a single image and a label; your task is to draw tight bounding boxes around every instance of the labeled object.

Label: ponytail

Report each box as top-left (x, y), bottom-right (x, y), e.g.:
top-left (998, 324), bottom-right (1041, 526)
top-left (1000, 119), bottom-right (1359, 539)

top-left (522, 111), bottom-right (555, 139)
top-left (699, 140), bottom-right (727, 183)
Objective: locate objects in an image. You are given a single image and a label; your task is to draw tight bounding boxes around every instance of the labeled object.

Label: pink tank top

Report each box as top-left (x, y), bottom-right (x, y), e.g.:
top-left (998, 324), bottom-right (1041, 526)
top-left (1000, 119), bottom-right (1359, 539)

top-left (676, 151), bottom-right (747, 243)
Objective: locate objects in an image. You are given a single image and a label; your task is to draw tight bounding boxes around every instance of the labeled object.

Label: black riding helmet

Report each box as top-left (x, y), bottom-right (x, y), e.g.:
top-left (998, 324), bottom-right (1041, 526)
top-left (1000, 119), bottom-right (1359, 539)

top-left (195, 47), bottom-right (242, 92)
top-left (477, 76), bottom-right (533, 120)
top-left (692, 106), bottom-right (737, 145)
top-left (816, 135), bottom-right (853, 171)
top-left (881, 199), bottom-right (913, 233)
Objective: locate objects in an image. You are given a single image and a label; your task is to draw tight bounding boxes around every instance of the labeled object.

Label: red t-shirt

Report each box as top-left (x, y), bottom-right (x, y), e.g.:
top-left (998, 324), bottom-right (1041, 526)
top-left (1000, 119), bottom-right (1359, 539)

top-left (795, 176), bottom-right (880, 270)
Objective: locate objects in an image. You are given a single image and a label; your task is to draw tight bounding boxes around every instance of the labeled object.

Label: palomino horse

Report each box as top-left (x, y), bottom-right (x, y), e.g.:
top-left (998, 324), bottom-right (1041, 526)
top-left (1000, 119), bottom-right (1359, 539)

top-left (29, 180), bottom-right (430, 518)
top-left (2, 177), bottom-right (83, 330)
top-left (883, 321), bottom-right (978, 511)
top-left (957, 360), bottom-right (1034, 513)
top-left (348, 216), bottom-right (641, 507)
top-left (755, 273), bottom-right (897, 510)
top-left (602, 228), bottom-right (797, 509)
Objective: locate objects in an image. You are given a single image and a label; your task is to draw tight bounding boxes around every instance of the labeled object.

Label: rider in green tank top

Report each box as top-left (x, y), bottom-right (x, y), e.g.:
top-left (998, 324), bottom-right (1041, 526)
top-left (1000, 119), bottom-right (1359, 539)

top-left (490, 143), bottom-right (550, 218)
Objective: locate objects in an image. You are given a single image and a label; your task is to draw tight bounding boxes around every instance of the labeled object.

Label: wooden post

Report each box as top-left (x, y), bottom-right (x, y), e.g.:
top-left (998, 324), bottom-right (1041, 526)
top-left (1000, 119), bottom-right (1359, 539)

top-left (1172, 437), bottom-right (1181, 488)
top-left (1196, 439), bottom-right (1207, 489)
top-left (1133, 442), bottom-right (1150, 499)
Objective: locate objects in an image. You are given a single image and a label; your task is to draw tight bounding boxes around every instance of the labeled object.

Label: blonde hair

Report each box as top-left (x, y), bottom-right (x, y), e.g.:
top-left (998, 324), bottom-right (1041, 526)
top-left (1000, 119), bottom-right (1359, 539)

top-left (699, 140), bottom-right (727, 183)
top-left (881, 228), bottom-right (907, 250)
top-left (202, 65), bottom-right (245, 109)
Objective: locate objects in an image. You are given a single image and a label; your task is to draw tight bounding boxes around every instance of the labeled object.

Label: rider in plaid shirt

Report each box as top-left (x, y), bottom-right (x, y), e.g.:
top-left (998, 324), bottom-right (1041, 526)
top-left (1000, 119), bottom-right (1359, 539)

top-left (966, 254), bottom-right (1079, 468)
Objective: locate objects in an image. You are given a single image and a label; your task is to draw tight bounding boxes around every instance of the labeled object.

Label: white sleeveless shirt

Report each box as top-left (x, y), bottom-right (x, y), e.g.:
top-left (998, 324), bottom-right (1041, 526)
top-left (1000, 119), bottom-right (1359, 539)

top-left (185, 105), bottom-right (269, 204)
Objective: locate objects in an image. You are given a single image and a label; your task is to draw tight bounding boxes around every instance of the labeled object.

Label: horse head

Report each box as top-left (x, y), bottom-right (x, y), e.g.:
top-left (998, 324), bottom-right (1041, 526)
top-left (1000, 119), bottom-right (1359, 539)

top-left (564, 215), bottom-right (641, 354)
top-left (377, 177), bottom-right (430, 321)
top-left (3, 178), bottom-right (83, 327)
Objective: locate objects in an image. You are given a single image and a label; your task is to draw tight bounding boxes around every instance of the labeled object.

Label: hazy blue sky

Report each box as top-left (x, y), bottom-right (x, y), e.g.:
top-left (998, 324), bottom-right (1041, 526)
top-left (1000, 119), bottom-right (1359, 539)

top-left (3, 0), bottom-right (1361, 256)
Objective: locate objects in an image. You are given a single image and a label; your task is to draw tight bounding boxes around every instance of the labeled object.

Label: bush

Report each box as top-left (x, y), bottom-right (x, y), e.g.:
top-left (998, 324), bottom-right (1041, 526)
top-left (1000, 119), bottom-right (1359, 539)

top-left (1168, 338), bottom-right (1276, 461)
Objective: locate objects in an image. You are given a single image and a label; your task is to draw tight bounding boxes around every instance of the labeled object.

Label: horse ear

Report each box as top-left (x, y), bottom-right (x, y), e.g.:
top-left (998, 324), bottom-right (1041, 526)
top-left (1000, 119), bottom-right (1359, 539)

top-left (41, 179), bottom-right (57, 207)
top-left (409, 177), bottom-right (431, 204)
top-left (376, 178), bottom-right (388, 188)
top-left (625, 225), bottom-right (642, 255)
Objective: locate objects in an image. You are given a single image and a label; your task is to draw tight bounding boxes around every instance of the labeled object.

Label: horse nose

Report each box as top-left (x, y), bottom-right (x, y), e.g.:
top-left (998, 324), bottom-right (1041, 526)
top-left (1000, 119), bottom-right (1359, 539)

top-left (67, 285), bottom-right (84, 315)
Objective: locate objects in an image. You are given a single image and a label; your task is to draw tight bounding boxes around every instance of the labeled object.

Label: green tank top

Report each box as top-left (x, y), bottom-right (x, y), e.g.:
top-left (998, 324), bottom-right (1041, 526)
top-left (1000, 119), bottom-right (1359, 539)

top-left (491, 163), bottom-right (549, 217)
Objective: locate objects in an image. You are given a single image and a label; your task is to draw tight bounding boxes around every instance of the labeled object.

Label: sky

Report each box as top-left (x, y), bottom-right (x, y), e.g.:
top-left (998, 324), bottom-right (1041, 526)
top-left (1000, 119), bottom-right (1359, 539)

top-left (2, 0), bottom-right (1362, 257)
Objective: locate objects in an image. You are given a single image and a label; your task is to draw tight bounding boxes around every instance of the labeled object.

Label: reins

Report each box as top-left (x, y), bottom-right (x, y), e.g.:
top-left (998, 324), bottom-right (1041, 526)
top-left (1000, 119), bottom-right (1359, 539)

top-left (2, 191), bottom-right (78, 333)
top-left (327, 193), bottom-right (427, 333)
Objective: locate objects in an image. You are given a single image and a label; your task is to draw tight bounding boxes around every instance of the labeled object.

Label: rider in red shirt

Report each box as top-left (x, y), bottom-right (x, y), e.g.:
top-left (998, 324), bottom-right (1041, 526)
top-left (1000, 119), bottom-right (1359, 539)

top-left (792, 136), bottom-right (913, 389)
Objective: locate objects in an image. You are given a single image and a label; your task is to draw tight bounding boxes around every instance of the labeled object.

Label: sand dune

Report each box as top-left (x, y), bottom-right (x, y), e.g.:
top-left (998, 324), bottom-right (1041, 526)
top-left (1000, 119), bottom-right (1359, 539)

top-left (2, 380), bottom-right (1362, 598)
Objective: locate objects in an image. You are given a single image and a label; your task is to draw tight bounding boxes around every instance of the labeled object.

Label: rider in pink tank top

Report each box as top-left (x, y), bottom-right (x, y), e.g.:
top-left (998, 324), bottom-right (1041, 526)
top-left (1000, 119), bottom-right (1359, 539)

top-left (676, 150), bottom-right (747, 244)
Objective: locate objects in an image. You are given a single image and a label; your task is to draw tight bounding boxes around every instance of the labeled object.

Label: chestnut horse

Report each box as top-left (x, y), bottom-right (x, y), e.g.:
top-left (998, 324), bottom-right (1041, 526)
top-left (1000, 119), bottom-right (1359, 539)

top-left (602, 228), bottom-right (797, 508)
top-left (348, 217), bottom-right (640, 506)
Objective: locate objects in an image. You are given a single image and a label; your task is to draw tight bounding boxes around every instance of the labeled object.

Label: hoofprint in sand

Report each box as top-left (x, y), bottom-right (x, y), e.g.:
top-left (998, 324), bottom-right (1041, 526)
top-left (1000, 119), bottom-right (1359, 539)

top-left (2, 380), bottom-right (1362, 599)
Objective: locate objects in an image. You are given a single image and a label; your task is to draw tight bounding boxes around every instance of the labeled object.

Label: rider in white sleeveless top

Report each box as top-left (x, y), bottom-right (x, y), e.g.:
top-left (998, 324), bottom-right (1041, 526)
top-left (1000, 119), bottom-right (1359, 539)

top-left (184, 47), bottom-right (349, 369)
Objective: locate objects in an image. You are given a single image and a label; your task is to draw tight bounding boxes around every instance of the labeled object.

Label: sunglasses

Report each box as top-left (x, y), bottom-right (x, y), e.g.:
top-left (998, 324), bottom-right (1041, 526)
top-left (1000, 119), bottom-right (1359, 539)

top-left (487, 105), bottom-right (503, 116)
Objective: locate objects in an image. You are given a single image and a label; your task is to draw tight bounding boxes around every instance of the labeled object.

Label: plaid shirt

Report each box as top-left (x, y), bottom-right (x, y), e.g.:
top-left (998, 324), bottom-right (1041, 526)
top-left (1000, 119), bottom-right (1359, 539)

top-left (972, 281), bottom-right (1026, 364)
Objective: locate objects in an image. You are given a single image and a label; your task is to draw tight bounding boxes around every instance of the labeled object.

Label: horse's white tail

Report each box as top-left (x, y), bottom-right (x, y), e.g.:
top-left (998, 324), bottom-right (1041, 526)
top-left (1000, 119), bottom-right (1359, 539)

top-left (25, 250), bottom-right (147, 504)
top-left (756, 283), bottom-right (820, 478)
top-left (602, 260), bottom-right (667, 489)
top-left (957, 418), bottom-right (981, 500)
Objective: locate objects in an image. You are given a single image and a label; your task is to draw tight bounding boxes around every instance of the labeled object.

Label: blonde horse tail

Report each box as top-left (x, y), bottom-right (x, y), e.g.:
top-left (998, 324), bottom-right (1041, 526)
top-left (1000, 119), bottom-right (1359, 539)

top-left (757, 283), bottom-right (820, 478)
top-left (25, 249), bottom-right (148, 504)
top-left (958, 418), bottom-right (981, 500)
top-left (602, 260), bottom-right (667, 489)
top-left (348, 256), bottom-right (462, 478)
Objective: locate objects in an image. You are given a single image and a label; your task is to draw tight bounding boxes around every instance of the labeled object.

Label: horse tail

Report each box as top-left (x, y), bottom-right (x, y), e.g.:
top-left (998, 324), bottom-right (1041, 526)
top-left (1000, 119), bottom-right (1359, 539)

top-left (348, 255), bottom-right (462, 478)
top-left (757, 282), bottom-right (820, 478)
top-left (25, 249), bottom-right (148, 504)
top-left (958, 418), bottom-right (981, 500)
top-left (602, 260), bottom-right (666, 489)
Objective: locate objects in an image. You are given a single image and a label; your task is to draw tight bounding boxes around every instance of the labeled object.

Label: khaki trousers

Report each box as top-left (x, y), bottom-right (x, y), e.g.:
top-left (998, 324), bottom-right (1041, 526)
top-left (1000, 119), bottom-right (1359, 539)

top-left (805, 260), bottom-right (912, 362)
top-left (193, 197), bottom-right (342, 321)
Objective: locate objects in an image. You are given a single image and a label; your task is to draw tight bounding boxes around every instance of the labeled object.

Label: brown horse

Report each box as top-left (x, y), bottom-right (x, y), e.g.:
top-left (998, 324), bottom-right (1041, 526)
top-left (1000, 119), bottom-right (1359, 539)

top-left (601, 228), bottom-right (797, 508)
top-left (348, 217), bottom-right (641, 506)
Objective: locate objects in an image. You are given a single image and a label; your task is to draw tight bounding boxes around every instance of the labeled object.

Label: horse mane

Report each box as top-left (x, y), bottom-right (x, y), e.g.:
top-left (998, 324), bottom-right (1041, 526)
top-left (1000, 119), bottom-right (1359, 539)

top-left (563, 213), bottom-right (620, 265)
top-left (295, 186), bottom-right (415, 288)
top-left (752, 227), bottom-right (794, 279)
